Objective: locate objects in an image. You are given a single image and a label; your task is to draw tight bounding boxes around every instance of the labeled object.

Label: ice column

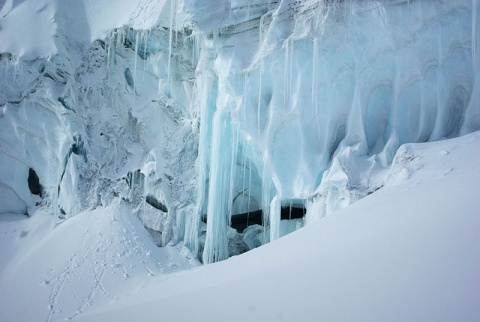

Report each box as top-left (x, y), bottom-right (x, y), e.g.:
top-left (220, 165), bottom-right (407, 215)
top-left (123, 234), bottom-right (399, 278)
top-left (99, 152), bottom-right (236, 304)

top-left (167, 0), bottom-right (176, 83)
top-left (202, 109), bottom-right (238, 264)
top-left (184, 39), bottom-right (217, 257)
top-left (269, 195), bottom-right (281, 241)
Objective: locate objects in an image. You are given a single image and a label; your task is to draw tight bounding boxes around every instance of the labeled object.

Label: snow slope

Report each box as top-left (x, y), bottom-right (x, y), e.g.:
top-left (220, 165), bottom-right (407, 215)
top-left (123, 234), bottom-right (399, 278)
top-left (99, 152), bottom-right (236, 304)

top-left (73, 131), bottom-right (480, 322)
top-left (0, 200), bottom-right (199, 322)
top-left (2, 131), bottom-right (477, 321)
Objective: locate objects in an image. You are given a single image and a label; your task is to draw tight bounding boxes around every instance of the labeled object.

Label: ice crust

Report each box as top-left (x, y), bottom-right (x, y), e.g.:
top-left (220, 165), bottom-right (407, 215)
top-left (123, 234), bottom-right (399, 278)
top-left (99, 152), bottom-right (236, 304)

top-left (0, 0), bottom-right (479, 262)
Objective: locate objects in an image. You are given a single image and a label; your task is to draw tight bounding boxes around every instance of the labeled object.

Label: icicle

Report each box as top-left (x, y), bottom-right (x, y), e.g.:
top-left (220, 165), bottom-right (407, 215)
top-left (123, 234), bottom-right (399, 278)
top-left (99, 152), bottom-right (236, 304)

top-left (174, 2), bottom-right (179, 48)
top-left (227, 126), bottom-right (239, 224)
top-left (269, 195), bottom-right (280, 241)
top-left (202, 110), bottom-right (236, 264)
top-left (257, 14), bottom-right (266, 141)
top-left (13, 58), bottom-right (19, 84)
top-left (312, 38), bottom-right (322, 136)
top-left (284, 39), bottom-right (289, 113)
top-left (167, 0), bottom-right (175, 84)
top-left (119, 29), bottom-right (125, 52)
top-left (143, 30), bottom-right (149, 80)
top-left (473, 0), bottom-right (477, 73)
top-left (260, 164), bottom-right (274, 244)
top-left (133, 32), bottom-right (139, 93)
top-left (247, 157), bottom-right (252, 215)
top-left (106, 34), bottom-right (111, 67)
top-left (191, 36), bottom-right (196, 65)
top-left (287, 40), bottom-right (294, 113)
top-left (184, 54), bottom-right (218, 257)
top-left (241, 144), bottom-right (247, 210)
top-left (312, 38), bottom-right (317, 106)
top-left (257, 61), bottom-right (263, 140)
top-left (289, 200), bottom-right (293, 220)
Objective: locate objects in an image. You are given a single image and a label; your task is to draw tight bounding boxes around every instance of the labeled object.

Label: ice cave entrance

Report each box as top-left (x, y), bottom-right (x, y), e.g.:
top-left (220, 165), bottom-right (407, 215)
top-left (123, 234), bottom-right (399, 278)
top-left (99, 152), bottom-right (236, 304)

top-left (204, 201), bottom-right (307, 233)
top-left (275, 200), bottom-right (307, 238)
top-left (200, 199), bottom-right (307, 259)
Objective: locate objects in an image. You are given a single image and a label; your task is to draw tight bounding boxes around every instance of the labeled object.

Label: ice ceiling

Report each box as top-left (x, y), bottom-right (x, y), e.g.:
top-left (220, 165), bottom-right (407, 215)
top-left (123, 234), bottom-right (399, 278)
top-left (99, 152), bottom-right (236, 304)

top-left (0, 0), bottom-right (479, 263)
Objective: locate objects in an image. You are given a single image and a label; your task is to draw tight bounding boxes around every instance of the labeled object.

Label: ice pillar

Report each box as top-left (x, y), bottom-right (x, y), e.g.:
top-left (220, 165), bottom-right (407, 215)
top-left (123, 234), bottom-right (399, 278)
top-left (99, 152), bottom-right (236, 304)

top-left (184, 61), bottom-right (217, 257)
top-left (202, 109), bottom-right (237, 264)
top-left (269, 195), bottom-right (281, 241)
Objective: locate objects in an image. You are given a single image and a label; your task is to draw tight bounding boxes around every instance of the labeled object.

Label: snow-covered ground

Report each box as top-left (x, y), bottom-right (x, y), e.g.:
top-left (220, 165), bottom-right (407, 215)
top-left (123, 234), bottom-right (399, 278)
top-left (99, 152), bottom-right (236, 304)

top-left (0, 200), bottom-right (199, 322)
top-left (2, 131), bottom-right (479, 321)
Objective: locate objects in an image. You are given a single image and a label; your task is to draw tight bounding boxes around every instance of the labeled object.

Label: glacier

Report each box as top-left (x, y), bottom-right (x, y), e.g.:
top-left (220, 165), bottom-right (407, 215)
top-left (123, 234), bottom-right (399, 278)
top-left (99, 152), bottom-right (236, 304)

top-left (0, 0), bottom-right (479, 266)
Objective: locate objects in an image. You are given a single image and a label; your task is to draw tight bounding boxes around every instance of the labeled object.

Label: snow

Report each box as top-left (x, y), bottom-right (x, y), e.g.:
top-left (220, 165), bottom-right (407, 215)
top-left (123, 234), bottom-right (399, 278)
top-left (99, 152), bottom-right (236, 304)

top-left (0, 199), bottom-right (199, 322)
top-left (2, 130), bottom-right (478, 321)
top-left (0, 0), bottom-right (56, 59)
top-left (0, 0), bottom-right (170, 59)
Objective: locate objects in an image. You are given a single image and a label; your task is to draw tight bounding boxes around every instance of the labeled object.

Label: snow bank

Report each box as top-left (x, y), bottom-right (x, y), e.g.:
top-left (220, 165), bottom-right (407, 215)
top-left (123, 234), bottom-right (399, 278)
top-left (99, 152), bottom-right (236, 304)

top-left (0, 199), bottom-right (198, 322)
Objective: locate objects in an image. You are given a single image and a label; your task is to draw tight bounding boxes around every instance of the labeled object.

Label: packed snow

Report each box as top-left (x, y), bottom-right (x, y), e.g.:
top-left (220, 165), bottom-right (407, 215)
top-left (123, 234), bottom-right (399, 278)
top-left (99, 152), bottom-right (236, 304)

top-left (0, 199), bottom-right (200, 321)
top-left (1, 0), bottom-right (480, 320)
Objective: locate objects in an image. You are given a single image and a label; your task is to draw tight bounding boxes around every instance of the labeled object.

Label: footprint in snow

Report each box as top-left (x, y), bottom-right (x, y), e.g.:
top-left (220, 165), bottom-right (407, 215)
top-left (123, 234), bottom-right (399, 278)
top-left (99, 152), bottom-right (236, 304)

top-left (443, 168), bottom-right (453, 176)
top-left (18, 230), bottom-right (28, 238)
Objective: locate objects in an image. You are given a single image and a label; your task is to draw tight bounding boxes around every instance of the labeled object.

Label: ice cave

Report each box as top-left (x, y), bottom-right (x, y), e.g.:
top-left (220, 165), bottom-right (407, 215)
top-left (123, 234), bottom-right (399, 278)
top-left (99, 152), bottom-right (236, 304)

top-left (0, 0), bottom-right (479, 321)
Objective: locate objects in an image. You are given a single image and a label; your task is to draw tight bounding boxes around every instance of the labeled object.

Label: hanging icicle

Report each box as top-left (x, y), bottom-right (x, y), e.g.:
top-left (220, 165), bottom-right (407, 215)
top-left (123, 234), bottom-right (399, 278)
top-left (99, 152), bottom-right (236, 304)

top-left (202, 110), bottom-right (238, 264)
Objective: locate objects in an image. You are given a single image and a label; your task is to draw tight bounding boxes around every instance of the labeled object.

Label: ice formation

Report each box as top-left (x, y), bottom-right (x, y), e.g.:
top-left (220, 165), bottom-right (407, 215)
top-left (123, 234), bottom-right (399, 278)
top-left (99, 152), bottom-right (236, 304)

top-left (0, 0), bottom-right (479, 263)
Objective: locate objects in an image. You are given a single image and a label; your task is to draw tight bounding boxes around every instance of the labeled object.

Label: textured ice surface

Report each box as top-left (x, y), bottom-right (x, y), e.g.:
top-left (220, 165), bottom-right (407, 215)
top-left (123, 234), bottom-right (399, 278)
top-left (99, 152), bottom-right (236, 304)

top-left (0, 0), bottom-right (479, 263)
top-left (189, 0), bottom-right (480, 262)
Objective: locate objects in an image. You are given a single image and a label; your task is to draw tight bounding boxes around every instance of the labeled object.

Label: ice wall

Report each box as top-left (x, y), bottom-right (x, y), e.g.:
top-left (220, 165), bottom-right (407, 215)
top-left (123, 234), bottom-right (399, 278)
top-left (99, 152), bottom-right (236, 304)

top-left (0, 0), bottom-right (199, 250)
top-left (0, 0), bottom-right (479, 263)
top-left (187, 0), bottom-right (480, 262)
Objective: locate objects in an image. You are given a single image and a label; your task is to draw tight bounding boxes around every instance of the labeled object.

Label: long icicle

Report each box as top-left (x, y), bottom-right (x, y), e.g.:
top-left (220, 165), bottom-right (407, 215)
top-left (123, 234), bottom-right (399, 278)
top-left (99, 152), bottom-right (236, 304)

top-left (134, 31), bottom-right (139, 93)
top-left (167, 0), bottom-right (175, 84)
top-left (473, 0), bottom-right (477, 73)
